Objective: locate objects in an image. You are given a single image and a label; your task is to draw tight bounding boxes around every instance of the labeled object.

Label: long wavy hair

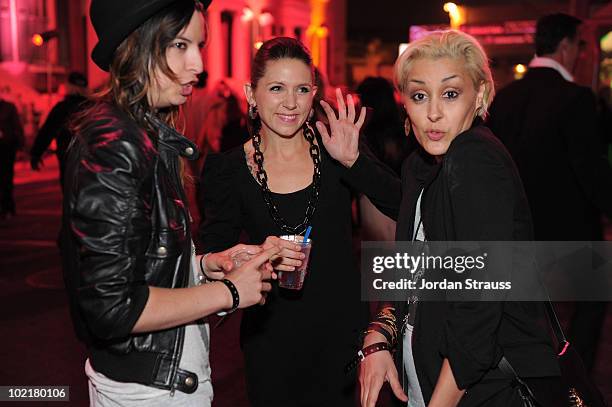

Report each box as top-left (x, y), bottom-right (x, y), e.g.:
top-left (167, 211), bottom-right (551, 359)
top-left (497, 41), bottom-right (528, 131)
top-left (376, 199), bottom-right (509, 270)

top-left (77, 0), bottom-right (206, 135)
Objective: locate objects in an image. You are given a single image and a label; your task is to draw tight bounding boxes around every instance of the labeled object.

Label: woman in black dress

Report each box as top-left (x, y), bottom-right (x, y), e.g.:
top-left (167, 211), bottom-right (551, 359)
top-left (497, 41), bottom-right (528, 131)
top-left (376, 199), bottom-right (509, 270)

top-left (199, 37), bottom-right (384, 406)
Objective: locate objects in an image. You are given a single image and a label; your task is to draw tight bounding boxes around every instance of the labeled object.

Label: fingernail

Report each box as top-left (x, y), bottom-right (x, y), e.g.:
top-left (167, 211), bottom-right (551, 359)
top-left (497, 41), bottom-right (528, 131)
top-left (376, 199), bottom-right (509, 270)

top-left (301, 253), bottom-right (306, 259)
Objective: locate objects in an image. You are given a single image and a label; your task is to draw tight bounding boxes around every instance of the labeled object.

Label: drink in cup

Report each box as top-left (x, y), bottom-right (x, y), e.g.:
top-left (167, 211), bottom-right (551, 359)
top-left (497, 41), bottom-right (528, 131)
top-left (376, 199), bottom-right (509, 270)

top-left (278, 235), bottom-right (312, 290)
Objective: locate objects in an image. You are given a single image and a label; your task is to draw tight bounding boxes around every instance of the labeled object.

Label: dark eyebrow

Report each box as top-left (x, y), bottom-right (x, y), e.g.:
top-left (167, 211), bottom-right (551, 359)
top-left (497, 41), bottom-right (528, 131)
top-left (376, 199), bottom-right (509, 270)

top-left (408, 75), bottom-right (460, 87)
top-left (264, 81), bottom-right (312, 87)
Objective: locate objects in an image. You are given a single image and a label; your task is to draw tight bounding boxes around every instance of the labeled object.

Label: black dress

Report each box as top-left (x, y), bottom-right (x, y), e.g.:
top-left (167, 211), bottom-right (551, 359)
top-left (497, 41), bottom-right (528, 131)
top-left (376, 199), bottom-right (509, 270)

top-left (199, 145), bottom-right (368, 406)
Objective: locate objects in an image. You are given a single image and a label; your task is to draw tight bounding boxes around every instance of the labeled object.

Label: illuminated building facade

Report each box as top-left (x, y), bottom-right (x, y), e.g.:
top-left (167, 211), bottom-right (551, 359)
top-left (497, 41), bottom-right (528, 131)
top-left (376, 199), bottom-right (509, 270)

top-left (0, 0), bottom-right (346, 142)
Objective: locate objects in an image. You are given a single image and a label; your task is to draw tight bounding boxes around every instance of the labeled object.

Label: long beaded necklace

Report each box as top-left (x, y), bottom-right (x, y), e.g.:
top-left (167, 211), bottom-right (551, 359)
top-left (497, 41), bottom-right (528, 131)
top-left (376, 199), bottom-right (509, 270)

top-left (251, 123), bottom-right (322, 235)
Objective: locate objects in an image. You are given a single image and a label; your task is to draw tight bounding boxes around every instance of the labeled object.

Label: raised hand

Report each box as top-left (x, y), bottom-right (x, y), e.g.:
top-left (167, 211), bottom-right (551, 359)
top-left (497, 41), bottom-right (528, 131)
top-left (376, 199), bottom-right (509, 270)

top-left (316, 88), bottom-right (366, 168)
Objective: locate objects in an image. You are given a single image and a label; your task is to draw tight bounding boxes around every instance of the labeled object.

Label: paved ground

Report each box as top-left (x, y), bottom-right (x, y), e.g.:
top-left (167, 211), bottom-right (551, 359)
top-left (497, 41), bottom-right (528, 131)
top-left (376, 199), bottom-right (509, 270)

top-left (0, 156), bottom-right (610, 406)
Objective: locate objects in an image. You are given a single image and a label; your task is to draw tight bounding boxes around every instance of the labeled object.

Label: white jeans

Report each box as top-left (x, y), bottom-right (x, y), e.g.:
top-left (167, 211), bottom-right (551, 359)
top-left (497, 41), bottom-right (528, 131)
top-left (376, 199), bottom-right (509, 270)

top-left (86, 359), bottom-right (213, 407)
top-left (403, 325), bottom-right (426, 407)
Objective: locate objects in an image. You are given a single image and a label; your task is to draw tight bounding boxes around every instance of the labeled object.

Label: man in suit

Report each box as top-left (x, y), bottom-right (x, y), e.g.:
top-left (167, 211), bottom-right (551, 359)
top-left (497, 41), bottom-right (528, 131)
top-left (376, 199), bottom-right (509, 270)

top-left (488, 13), bottom-right (612, 372)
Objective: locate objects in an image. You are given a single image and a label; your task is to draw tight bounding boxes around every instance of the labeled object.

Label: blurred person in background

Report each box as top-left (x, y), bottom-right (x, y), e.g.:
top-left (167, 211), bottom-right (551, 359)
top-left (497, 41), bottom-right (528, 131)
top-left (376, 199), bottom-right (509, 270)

top-left (357, 76), bottom-right (413, 176)
top-left (488, 13), bottom-right (612, 372)
top-left (30, 72), bottom-right (90, 188)
top-left (218, 92), bottom-right (249, 152)
top-left (0, 92), bottom-right (24, 219)
top-left (356, 76), bottom-right (414, 241)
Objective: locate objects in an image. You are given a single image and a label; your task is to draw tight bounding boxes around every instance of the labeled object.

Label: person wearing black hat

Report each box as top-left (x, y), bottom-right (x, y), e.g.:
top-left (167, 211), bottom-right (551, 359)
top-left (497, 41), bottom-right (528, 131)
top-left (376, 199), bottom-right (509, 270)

top-left (60, 1), bottom-right (280, 405)
top-left (30, 72), bottom-right (90, 188)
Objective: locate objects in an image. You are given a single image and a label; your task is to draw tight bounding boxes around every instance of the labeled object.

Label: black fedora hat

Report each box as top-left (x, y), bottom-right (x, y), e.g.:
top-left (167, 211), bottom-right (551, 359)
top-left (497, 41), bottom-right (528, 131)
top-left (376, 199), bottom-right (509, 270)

top-left (90, 0), bottom-right (212, 72)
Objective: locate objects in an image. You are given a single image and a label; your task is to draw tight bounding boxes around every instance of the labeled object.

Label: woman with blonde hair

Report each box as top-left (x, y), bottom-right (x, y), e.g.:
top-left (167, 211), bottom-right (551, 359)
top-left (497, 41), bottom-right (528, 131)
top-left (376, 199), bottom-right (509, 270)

top-left (318, 30), bottom-right (563, 407)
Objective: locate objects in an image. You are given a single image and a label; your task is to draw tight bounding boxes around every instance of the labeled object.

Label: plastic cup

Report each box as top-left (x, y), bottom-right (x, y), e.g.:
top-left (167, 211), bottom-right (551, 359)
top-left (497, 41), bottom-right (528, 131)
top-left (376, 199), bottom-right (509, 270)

top-left (278, 235), bottom-right (312, 290)
top-left (231, 249), bottom-right (255, 268)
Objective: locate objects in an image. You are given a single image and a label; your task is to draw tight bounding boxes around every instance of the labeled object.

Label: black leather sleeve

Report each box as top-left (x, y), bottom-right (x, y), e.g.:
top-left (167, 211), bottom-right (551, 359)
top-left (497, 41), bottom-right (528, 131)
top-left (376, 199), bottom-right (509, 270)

top-left (69, 118), bottom-right (154, 341)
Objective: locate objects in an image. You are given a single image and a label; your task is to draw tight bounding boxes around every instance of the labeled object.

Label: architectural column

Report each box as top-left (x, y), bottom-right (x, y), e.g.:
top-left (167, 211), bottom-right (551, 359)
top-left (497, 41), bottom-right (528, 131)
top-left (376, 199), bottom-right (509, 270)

top-left (9, 0), bottom-right (19, 63)
top-left (85, 0), bottom-right (108, 90)
top-left (234, 8), bottom-right (251, 84)
top-left (306, 0), bottom-right (329, 73)
top-left (326, 0), bottom-right (346, 86)
top-left (206, 6), bottom-right (225, 88)
top-left (569, 0), bottom-right (590, 19)
top-left (67, 0), bottom-right (86, 73)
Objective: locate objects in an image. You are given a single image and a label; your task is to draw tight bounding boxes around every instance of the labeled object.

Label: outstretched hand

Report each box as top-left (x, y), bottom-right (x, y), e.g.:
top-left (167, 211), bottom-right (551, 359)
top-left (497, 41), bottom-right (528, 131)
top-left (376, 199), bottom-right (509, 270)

top-left (359, 332), bottom-right (408, 407)
top-left (316, 88), bottom-right (366, 168)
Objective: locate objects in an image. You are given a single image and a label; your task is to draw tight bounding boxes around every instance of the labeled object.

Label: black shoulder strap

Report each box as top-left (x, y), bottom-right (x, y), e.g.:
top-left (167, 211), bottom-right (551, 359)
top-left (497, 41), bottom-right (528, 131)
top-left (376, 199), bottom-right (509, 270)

top-left (544, 301), bottom-right (569, 353)
top-left (498, 357), bottom-right (539, 407)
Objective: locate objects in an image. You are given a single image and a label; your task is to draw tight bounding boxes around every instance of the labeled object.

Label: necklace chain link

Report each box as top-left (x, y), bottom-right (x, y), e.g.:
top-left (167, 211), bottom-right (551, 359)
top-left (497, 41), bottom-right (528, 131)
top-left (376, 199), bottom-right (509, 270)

top-left (252, 123), bottom-right (321, 235)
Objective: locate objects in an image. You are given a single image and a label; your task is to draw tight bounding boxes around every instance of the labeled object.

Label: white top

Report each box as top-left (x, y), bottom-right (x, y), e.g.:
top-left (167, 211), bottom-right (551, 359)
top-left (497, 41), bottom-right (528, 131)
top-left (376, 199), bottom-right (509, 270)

top-left (86, 250), bottom-right (212, 406)
top-left (404, 189), bottom-right (426, 407)
top-left (528, 56), bottom-right (574, 82)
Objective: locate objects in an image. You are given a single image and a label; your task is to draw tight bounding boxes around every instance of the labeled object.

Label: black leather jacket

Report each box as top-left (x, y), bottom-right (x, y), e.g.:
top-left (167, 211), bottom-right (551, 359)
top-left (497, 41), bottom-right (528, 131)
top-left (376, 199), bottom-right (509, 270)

top-left (60, 102), bottom-right (201, 393)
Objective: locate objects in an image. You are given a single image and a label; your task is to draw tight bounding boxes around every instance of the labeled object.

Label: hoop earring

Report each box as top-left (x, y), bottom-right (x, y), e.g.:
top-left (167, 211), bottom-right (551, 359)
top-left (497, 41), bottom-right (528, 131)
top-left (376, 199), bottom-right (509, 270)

top-left (249, 105), bottom-right (258, 120)
top-left (404, 118), bottom-right (411, 136)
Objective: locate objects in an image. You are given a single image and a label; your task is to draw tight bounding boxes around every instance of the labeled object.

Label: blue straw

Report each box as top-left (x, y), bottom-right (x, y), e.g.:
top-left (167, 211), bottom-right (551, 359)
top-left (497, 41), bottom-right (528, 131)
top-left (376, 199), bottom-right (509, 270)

top-left (302, 226), bottom-right (312, 246)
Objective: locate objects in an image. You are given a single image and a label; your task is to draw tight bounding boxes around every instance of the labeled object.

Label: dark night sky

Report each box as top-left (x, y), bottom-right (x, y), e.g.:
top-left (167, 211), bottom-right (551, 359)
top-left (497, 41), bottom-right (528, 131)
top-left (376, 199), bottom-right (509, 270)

top-left (346, 0), bottom-right (606, 43)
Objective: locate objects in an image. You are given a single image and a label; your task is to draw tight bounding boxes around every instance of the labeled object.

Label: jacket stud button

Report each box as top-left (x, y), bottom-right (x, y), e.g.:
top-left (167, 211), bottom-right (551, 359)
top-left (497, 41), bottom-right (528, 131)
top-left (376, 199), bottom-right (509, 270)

top-left (157, 246), bottom-right (167, 256)
top-left (185, 147), bottom-right (194, 156)
top-left (185, 377), bottom-right (195, 387)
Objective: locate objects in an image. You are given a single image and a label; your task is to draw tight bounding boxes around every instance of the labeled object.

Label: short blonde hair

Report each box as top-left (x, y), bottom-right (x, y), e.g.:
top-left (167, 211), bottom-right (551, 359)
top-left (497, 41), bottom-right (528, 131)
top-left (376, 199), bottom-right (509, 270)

top-left (394, 30), bottom-right (495, 119)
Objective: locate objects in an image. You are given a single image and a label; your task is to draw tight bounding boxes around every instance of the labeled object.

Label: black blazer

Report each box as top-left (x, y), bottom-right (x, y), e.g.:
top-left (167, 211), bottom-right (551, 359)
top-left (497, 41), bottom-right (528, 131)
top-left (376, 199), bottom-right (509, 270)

top-left (344, 124), bottom-right (559, 405)
top-left (488, 67), bottom-right (612, 240)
